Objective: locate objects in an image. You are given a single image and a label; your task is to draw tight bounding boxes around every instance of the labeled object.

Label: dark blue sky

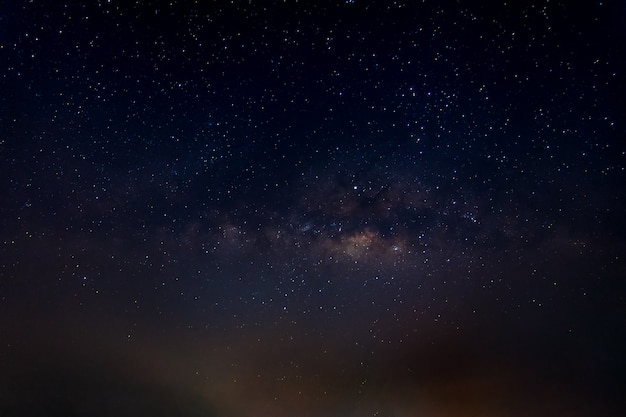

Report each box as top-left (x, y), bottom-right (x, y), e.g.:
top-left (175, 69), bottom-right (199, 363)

top-left (1, 1), bottom-right (625, 416)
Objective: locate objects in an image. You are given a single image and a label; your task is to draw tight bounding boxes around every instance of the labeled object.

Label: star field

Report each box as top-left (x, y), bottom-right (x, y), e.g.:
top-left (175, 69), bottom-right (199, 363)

top-left (1, 1), bottom-right (625, 416)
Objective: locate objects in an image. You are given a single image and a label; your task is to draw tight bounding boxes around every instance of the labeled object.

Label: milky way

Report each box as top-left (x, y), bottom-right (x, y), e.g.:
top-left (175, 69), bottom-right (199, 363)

top-left (1, 1), bottom-right (625, 416)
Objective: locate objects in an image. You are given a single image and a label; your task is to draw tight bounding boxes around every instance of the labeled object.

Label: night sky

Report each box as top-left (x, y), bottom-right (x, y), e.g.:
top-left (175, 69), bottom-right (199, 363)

top-left (1, 1), bottom-right (625, 416)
